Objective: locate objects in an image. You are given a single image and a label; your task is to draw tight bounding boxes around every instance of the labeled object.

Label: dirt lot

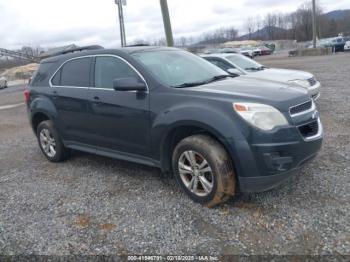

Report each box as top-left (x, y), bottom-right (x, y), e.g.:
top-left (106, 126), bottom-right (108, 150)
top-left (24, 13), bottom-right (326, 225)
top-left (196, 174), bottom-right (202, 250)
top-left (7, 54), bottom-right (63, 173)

top-left (0, 53), bottom-right (349, 256)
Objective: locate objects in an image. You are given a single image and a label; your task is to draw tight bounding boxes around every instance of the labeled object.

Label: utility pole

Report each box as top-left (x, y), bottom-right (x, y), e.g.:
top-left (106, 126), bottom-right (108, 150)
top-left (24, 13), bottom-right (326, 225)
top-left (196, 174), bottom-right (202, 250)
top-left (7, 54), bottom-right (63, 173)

top-left (312, 0), bottom-right (317, 48)
top-left (159, 0), bottom-right (174, 47)
top-left (115, 0), bottom-right (127, 47)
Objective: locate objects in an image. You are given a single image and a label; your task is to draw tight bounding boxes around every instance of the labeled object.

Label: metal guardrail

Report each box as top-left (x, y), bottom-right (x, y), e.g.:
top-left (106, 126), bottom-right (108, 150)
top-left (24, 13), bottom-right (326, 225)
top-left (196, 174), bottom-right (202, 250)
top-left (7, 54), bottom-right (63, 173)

top-left (0, 48), bottom-right (40, 63)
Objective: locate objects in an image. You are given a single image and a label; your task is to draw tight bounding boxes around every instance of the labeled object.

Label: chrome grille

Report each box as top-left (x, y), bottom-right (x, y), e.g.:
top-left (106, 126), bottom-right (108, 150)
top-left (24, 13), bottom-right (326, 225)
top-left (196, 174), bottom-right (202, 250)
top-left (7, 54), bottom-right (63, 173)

top-left (290, 100), bottom-right (313, 116)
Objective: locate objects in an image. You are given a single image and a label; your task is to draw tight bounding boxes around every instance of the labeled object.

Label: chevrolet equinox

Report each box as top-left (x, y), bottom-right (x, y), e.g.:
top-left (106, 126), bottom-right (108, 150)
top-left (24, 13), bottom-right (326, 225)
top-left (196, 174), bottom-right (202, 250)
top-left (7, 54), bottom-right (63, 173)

top-left (26, 46), bottom-right (323, 207)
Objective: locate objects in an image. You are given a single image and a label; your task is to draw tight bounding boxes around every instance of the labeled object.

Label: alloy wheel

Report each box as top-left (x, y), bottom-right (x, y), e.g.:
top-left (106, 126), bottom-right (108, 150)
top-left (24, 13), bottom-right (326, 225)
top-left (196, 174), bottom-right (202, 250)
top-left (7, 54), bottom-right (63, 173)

top-left (178, 150), bottom-right (214, 197)
top-left (39, 128), bottom-right (57, 158)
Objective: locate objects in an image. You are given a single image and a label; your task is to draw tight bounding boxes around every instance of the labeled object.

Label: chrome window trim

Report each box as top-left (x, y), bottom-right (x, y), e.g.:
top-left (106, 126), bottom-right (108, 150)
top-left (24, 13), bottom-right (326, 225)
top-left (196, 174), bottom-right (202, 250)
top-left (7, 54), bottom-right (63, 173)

top-left (49, 54), bottom-right (149, 93)
top-left (289, 99), bottom-right (315, 117)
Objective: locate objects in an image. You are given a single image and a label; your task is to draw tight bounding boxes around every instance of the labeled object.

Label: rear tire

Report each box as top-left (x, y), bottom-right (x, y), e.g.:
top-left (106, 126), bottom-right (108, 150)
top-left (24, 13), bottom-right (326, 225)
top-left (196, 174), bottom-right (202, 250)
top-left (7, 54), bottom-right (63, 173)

top-left (36, 120), bottom-right (70, 162)
top-left (172, 135), bottom-right (236, 208)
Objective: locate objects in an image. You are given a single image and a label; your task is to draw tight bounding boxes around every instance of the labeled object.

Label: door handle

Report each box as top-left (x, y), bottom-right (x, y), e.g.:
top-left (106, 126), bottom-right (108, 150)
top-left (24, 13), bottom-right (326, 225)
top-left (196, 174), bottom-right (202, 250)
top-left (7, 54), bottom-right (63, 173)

top-left (93, 96), bottom-right (102, 106)
top-left (52, 91), bottom-right (58, 99)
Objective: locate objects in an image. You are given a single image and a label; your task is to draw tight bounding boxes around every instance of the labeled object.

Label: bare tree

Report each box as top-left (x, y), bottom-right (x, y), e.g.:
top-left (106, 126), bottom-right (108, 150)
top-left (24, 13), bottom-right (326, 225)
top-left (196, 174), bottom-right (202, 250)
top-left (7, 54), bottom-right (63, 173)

top-left (245, 17), bottom-right (255, 40)
top-left (255, 15), bottom-right (262, 39)
top-left (264, 13), bottom-right (278, 39)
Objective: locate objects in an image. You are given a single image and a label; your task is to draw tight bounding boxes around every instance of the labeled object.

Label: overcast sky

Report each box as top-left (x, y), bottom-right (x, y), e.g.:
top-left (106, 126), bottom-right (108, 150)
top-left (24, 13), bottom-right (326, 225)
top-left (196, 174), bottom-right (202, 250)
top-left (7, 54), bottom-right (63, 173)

top-left (0, 0), bottom-right (348, 50)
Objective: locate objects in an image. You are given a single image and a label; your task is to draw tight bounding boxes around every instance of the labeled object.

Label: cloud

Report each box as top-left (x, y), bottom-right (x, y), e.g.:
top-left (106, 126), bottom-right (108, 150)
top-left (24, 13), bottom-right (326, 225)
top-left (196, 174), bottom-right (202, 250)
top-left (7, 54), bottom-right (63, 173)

top-left (0, 0), bottom-right (348, 49)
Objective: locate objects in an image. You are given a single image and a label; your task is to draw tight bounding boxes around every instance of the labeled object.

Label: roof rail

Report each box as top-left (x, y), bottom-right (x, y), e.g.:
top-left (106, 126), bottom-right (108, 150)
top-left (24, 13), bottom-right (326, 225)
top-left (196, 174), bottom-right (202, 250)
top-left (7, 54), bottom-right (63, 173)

top-left (50, 45), bottom-right (104, 57)
top-left (125, 44), bottom-right (151, 47)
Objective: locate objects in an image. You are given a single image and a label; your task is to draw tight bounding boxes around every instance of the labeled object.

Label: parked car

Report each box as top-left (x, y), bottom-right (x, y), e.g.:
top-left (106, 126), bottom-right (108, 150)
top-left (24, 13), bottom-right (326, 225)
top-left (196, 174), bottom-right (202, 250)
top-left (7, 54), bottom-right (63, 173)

top-left (344, 40), bottom-right (350, 51)
top-left (259, 46), bottom-right (273, 55)
top-left (26, 46), bottom-right (323, 207)
top-left (239, 47), bottom-right (255, 59)
top-left (202, 53), bottom-right (321, 100)
top-left (0, 76), bottom-right (8, 89)
top-left (204, 48), bottom-right (254, 59)
top-left (319, 37), bottom-right (350, 52)
top-left (330, 37), bottom-right (347, 52)
top-left (253, 46), bottom-right (273, 56)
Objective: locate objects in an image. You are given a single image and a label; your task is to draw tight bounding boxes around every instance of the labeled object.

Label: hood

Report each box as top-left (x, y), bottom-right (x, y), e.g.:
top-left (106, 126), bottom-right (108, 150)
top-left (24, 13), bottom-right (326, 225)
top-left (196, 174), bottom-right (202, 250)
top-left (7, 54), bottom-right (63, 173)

top-left (186, 77), bottom-right (309, 111)
top-left (245, 68), bottom-right (313, 82)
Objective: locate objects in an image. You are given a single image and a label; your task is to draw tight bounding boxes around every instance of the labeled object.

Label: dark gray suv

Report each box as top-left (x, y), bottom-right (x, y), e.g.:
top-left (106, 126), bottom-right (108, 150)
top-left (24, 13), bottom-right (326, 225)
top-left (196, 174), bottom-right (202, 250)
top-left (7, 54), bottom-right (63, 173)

top-left (25, 46), bottom-right (323, 207)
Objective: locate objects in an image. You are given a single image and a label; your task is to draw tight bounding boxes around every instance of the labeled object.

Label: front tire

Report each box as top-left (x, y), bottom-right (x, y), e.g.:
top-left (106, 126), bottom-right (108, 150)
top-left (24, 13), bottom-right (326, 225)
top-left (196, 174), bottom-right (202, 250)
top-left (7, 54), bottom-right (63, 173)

top-left (172, 135), bottom-right (236, 208)
top-left (37, 120), bottom-right (70, 162)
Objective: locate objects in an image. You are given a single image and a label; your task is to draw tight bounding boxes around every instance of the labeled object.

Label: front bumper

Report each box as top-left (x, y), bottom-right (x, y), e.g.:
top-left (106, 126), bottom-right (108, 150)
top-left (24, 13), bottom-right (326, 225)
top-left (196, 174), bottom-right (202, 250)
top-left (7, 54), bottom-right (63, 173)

top-left (239, 154), bottom-right (316, 193)
top-left (238, 143), bottom-right (321, 193)
top-left (233, 117), bottom-right (323, 193)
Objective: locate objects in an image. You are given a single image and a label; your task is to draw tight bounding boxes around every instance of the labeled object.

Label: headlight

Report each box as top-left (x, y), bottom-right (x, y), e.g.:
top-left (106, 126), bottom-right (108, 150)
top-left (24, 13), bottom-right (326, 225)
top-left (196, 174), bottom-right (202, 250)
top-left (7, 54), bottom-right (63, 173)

top-left (233, 103), bottom-right (288, 131)
top-left (288, 79), bottom-right (310, 88)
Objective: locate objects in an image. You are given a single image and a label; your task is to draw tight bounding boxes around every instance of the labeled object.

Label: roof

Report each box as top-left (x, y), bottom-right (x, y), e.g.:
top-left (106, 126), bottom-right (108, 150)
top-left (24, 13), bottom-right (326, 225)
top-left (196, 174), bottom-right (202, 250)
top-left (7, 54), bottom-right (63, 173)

top-left (41, 46), bottom-right (180, 63)
top-left (39, 44), bottom-right (79, 58)
top-left (201, 53), bottom-right (241, 58)
top-left (120, 46), bottom-right (178, 54)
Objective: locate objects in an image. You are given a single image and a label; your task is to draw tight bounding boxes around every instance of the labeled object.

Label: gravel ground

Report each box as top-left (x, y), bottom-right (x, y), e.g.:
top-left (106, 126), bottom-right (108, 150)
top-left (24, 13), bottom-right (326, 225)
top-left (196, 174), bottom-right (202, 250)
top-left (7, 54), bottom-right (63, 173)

top-left (0, 53), bottom-right (349, 256)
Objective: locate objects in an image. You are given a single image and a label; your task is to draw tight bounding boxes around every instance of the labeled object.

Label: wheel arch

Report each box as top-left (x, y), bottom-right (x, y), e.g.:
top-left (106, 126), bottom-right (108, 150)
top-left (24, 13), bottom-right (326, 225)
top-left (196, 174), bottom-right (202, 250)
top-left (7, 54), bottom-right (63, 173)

top-left (159, 120), bottom-right (236, 173)
top-left (31, 111), bottom-right (52, 133)
top-left (29, 95), bottom-right (59, 134)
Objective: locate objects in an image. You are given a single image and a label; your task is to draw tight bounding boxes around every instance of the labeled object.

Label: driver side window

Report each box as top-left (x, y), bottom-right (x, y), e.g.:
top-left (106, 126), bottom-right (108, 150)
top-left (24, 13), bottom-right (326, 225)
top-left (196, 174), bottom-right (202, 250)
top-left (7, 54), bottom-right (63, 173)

top-left (95, 56), bottom-right (141, 89)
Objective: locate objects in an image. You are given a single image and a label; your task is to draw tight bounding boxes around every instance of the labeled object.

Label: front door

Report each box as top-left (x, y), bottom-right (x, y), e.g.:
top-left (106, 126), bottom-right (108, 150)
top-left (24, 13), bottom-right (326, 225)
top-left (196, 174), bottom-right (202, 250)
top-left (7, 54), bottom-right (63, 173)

top-left (88, 56), bottom-right (150, 156)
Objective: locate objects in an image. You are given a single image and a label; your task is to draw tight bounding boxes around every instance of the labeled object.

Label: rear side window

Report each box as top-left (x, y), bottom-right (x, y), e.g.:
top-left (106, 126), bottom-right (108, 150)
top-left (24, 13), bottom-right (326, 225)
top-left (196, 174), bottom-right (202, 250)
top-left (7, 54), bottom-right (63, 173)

top-left (51, 69), bottom-right (61, 86)
top-left (31, 62), bottom-right (55, 87)
top-left (95, 56), bottom-right (141, 89)
top-left (59, 57), bottom-right (91, 87)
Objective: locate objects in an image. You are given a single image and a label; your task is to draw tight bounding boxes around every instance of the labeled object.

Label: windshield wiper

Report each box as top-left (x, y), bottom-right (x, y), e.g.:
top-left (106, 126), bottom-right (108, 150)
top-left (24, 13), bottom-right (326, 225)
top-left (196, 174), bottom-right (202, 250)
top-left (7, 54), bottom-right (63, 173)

top-left (245, 66), bottom-right (266, 71)
top-left (172, 81), bottom-right (207, 88)
top-left (172, 75), bottom-right (234, 88)
top-left (204, 75), bottom-right (236, 84)
top-left (245, 67), bottom-right (260, 71)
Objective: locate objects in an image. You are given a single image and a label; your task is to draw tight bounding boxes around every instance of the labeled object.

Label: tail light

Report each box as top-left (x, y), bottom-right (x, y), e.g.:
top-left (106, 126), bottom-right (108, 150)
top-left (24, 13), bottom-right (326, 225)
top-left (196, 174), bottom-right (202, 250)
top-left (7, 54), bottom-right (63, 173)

top-left (24, 88), bottom-right (30, 104)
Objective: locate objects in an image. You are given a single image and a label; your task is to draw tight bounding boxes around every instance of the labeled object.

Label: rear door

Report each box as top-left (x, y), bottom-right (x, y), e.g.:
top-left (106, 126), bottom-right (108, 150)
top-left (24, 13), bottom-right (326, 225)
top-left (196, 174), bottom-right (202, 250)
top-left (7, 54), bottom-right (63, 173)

top-left (50, 57), bottom-right (94, 145)
top-left (88, 55), bottom-right (150, 156)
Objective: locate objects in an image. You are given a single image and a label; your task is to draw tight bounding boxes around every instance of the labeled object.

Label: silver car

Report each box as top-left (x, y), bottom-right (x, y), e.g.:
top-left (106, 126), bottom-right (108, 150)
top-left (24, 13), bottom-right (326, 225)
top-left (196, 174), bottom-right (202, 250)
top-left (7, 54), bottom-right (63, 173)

top-left (202, 53), bottom-right (321, 100)
top-left (344, 40), bottom-right (350, 51)
top-left (0, 76), bottom-right (8, 89)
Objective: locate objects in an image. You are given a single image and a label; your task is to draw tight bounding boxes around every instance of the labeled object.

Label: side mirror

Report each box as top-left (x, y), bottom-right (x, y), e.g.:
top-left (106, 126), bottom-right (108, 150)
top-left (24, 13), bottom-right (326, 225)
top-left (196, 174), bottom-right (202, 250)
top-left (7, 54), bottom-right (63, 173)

top-left (227, 68), bottom-right (242, 76)
top-left (113, 77), bottom-right (147, 92)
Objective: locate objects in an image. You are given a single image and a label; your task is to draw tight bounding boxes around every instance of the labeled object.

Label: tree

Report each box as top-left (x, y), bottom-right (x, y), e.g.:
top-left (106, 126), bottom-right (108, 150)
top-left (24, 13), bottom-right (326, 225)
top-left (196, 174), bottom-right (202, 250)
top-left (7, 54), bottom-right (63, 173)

top-left (255, 15), bottom-right (262, 39)
top-left (264, 13), bottom-right (278, 40)
top-left (179, 37), bottom-right (187, 47)
top-left (245, 17), bottom-right (254, 40)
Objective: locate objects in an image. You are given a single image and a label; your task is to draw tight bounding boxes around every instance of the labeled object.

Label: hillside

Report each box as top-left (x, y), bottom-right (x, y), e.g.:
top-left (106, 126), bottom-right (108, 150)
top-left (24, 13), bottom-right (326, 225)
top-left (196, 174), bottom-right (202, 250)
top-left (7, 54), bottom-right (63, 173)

top-left (239, 26), bottom-right (289, 41)
top-left (237, 9), bottom-right (350, 41)
top-left (325, 9), bottom-right (350, 20)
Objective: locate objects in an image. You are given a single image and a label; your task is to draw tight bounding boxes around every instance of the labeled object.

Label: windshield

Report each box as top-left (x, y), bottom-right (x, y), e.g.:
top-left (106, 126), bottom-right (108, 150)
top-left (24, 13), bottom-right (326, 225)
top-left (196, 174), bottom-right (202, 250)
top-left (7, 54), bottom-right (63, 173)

top-left (226, 54), bottom-right (265, 72)
top-left (132, 50), bottom-right (228, 87)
